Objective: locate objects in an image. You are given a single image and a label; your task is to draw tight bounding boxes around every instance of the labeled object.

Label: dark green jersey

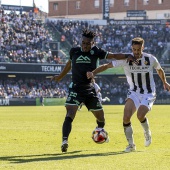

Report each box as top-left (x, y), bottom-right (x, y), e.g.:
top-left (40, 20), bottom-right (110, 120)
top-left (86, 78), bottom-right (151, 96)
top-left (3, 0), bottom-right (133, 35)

top-left (70, 46), bottom-right (108, 85)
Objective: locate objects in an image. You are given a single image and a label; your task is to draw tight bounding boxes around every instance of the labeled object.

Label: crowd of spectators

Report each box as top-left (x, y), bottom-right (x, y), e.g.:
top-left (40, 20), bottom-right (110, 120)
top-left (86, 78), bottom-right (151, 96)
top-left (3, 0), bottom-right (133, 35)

top-left (49, 19), bottom-right (170, 64)
top-left (0, 8), bottom-right (170, 64)
top-left (0, 8), bottom-right (61, 63)
top-left (0, 8), bottom-right (169, 103)
top-left (0, 77), bottom-right (70, 99)
top-left (0, 76), bottom-right (169, 105)
top-left (96, 76), bottom-right (170, 104)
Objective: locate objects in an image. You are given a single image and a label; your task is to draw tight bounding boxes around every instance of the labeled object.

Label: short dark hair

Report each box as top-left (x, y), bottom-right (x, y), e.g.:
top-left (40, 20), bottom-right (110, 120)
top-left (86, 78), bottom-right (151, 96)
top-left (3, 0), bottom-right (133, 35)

top-left (132, 37), bottom-right (144, 46)
top-left (82, 29), bottom-right (96, 39)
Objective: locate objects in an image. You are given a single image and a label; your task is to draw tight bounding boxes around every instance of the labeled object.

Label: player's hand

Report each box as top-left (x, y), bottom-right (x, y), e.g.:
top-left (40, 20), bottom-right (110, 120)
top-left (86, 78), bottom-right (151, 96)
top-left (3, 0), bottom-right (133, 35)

top-left (126, 54), bottom-right (139, 65)
top-left (51, 75), bottom-right (61, 82)
top-left (163, 82), bottom-right (170, 92)
top-left (86, 72), bottom-right (94, 79)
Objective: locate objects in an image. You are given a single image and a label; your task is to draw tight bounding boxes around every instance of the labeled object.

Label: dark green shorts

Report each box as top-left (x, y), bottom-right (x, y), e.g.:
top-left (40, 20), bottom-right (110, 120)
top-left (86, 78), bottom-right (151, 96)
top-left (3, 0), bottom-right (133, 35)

top-left (65, 83), bottom-right (103, 111)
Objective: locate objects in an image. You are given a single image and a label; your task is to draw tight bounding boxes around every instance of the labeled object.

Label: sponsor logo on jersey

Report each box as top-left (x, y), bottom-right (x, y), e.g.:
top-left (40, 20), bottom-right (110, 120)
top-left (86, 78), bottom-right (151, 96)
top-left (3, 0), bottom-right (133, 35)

top-left (90, 50), bottom-right (94, 55)
top-left (129, 66), bottom-right (149, 72)
top-left (144, 61), bottom-right (148, 65)
top-left (76, 55), bottom-right (91, 63)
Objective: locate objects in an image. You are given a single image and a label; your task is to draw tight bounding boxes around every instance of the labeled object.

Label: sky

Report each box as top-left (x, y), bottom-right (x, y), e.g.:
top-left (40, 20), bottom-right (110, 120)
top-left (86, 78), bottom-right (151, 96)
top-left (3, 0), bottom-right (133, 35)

top-left (1, 0), bottom-right (49, 13)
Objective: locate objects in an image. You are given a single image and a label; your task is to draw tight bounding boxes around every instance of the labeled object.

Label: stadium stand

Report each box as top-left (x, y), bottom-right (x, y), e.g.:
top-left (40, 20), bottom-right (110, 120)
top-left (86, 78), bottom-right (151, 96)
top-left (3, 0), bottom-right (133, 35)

top-left (48, 20), bottom-right (170, 64)
top-left (0, 76), bottom-right (69, 99)
top-left (0, 9), bottom-right (55, 63)
top-left (0, 7), bottom-right (170, 104)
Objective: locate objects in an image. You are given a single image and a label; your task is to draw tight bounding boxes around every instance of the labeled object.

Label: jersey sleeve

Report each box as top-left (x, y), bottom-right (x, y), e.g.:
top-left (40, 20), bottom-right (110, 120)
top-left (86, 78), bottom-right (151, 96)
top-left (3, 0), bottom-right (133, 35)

top-left (69, 48), bottom-right (74, 60)
top-left (94, 46), bottom-right (108, 59)
top-left (111, 59), bottom-right (126, 68)
top-left (153, 56), bottom-right (161, 70)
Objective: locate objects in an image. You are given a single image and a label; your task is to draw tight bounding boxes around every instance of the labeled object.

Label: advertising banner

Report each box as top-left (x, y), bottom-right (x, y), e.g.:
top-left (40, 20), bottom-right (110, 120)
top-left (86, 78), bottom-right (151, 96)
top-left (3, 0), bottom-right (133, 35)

top-left (103, 0), bottom-right (110, 20)
top-left (109, 19), bottom-right (166, 25)
top-left (0, 63), bottom-right (67, 74)
top-left (2, 5), bottom-right (33, 12)
top-left (36, 98), bottom-right (66, 106)
top-left (127, 10), bottom-right (147, 17)
top-left (0, 98), bottom-right (36, 106)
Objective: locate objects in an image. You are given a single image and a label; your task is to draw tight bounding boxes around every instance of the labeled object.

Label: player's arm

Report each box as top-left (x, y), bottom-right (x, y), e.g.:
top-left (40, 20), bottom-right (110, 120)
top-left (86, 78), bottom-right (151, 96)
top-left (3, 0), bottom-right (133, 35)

top-left (106, 53), bottom-right (130, 60)
top-left (156, 67), bottom-right (170, 91)
top-left (51, 60), bottom-right (71, 82)
top-left (87, 62), bottom-right (113, 79)
top-left (106, 53), bottom-right (137, 63)
top-left (97, 89), bottom-right (101, 93)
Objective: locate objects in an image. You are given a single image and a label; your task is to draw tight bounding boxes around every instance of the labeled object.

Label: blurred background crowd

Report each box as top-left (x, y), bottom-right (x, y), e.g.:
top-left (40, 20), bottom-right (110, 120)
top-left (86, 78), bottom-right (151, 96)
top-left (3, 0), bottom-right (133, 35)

top-left (0, 7), bottom-right (170, 103)
top-left (0, 9), bottom-right (170, 64)
top-left (0, 76), bottom-right (169, 104)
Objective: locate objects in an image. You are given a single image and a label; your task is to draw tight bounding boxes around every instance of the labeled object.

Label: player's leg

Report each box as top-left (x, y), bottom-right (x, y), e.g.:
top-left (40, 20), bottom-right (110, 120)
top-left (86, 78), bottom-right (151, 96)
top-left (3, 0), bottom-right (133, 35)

top-left (86, 92), bottom-right (109, 142)
top-left (92, 109), bottom-right (105, 128)
top-left (104, 97), bottom-right (110, 102)
top-left (123, 98), bottom-right (136, 152)
top-left (92, 109), bottom-right (109, 143)
top-left (101, 98), bottom-right (107, 102)
top-left (101, 97), bottom-right (110, 103)
top-left (98, 92), bottom-right (110, 102)
top-left (62, 105), bottom-right (78, 141)
top-left (97, 93), bottom-right (103, 103)
top-left (137, 94), bottom-right (156, 147)
top-left (86, 92), bottom-right (105, 128)
top-left (61, 88), bottom-right (80, 152)
top-left (61, 105), bottom-right (78, 152)
top-left (137, 106), bottom-right (151, 147)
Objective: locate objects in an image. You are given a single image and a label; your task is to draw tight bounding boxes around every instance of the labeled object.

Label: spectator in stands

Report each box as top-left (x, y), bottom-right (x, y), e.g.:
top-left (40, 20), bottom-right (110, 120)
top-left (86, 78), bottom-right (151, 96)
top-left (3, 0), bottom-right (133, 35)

top-left (0, 10), bottom-right (54, 63)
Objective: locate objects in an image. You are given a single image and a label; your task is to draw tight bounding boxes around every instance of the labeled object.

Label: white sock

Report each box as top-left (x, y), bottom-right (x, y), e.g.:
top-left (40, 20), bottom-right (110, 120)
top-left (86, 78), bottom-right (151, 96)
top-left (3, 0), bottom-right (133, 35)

top-left (124, 125), bottom-right (134, 145)
top-left (141, 118), bottom-right (150, 132)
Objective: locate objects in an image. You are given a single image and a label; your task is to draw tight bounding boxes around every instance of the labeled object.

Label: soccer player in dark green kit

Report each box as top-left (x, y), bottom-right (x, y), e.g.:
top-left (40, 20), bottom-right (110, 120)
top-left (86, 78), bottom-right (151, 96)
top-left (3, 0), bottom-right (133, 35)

top-left (52, 29), bottom-right (132, 152)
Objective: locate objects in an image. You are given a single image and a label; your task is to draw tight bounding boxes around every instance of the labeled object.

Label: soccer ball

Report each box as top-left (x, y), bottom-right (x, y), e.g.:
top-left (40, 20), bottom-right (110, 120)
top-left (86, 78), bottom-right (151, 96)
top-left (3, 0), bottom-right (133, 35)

top-left (92, 128), bottom-right (109, 144)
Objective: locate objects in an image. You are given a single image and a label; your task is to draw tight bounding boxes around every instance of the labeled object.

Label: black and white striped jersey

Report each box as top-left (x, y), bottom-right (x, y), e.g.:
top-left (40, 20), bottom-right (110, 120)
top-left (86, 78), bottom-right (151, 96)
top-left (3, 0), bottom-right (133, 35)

top-left (111, 52), bottom-right (161, 94)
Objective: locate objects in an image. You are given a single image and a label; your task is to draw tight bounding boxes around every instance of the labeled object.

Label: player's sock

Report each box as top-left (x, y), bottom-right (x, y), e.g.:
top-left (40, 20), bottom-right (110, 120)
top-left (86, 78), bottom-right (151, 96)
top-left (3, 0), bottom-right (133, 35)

top-left (140, 118), bottom-right (149, 132)
top-left (96, 120), bottom-right (105, 128)
top-left (62, 117), bottom-right (73, 141)
top-left (123, 122), bottom-right (134, 145)
top-left (140, 118), bottom-right (152, 146)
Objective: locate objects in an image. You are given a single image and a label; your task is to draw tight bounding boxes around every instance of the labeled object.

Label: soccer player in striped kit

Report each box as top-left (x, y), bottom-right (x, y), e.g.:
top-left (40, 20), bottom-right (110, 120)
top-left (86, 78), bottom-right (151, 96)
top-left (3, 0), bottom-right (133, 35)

top-left (87, 37), bottom-right (170, 152)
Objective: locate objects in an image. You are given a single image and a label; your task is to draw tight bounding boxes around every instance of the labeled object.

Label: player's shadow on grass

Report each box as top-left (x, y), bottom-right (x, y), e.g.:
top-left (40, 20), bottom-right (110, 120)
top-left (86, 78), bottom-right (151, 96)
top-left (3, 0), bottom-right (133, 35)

top-left (0, 150), bottom-right (134, 164)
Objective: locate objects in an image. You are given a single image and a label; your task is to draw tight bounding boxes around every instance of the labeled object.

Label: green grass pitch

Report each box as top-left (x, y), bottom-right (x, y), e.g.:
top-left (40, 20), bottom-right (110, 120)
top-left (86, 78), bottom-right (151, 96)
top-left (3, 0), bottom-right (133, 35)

top-left (0, 105), bottom-right (170, 170)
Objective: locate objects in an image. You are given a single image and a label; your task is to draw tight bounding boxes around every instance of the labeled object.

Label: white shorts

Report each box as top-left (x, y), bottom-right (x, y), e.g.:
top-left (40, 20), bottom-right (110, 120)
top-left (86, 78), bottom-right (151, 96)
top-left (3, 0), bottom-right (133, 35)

top-left (126, 91), bottom-right (156, 111)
